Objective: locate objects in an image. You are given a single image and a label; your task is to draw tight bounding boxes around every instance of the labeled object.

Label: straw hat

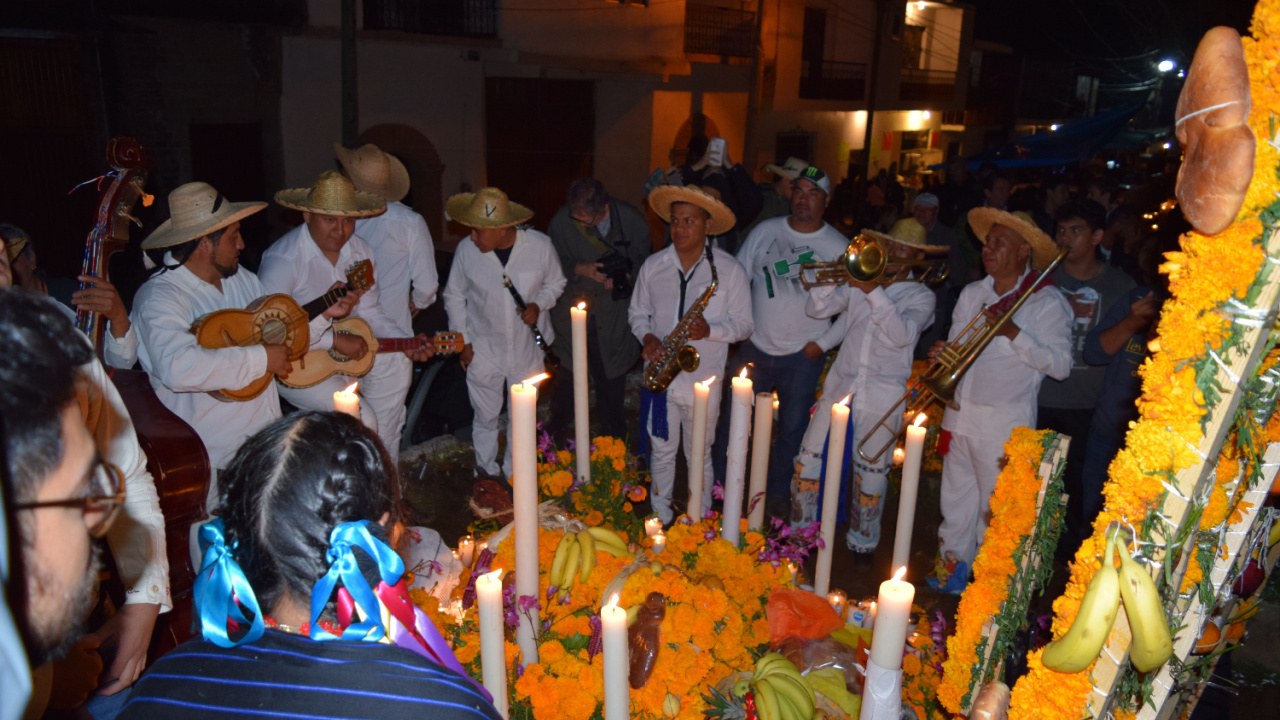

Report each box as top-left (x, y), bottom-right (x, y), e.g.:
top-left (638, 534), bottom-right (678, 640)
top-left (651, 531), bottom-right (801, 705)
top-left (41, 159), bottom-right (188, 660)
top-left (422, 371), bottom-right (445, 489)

top-left (764, 156), bottom-right (809, 180)
top-left (647, 185), bottom-right (737, 236)
top-left (275, 171), bottom-right (387, 218)
top-left (865, 218), bottom-right (948, 253)
top-left (445, 187), bottom-right (534, 229)
top-left (334, 142), bottom-right (409, 203)
top-left (141, 182), bottom-right (267, 250)
top-left (3, 236), bottom-right (27, 262)
top-left (969, 207), bottom-right (1059, 271)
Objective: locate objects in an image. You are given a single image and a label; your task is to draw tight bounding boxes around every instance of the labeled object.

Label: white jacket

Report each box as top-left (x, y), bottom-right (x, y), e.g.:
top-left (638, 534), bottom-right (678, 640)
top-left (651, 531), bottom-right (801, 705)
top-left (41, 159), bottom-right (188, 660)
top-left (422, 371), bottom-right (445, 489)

top-left (354, 201), bottom-right (439, 336)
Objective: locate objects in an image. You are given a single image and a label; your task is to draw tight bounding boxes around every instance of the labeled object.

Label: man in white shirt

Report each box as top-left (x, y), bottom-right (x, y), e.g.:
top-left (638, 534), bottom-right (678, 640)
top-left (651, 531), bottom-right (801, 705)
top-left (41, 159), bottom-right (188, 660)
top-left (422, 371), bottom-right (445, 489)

top-left (443, 188), bottom-right (567, 480)
top-left (336, 143), bottom-right (440, 336)
top-left (262, 171), bottom-right (434, 462)
top-left (630, 186), bottom-right (753, 523)
top-left (792, 219), bottom-right (937, 555)
top-left (929, 208), bottom-right (1072, 593)
top-left (717, 166), bottom-right (849, 521)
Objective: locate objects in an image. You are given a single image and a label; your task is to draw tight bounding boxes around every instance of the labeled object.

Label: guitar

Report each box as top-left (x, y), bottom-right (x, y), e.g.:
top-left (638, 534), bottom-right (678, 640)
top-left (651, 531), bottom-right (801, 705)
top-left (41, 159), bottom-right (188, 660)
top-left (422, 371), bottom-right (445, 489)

top-left (192, 259), bottom-right (374, 401)
top-left (281, 317), bottom-right (465, 388)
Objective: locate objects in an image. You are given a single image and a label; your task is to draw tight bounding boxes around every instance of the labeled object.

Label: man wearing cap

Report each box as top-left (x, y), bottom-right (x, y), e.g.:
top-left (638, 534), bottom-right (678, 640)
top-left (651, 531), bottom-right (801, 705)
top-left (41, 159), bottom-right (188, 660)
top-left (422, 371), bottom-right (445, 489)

top-left (443, 188), bottom-right (566, 481)
top-left (335, 143), bottom-right (439, 337)
top-left (715, 165), bottom-right (849, 520)
top-left (928, 208), bottom-right (1072, 593)
top-left (911, 192), bottom-right (966, 359)
top-left (261, 171), bottom-right (434, 461)
top-left (132, 182), bottom-right (337, 478)
top-left (629, 186), bottom-right (753, 523)
top-left (791, 219), bottom-right (937, 553)
top-left (742, 156), bottom-right (807, 235)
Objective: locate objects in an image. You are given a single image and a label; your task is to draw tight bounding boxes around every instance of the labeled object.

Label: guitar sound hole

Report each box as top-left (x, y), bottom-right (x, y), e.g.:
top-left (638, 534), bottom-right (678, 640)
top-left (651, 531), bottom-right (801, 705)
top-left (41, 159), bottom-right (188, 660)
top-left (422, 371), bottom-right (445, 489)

top-left (260, 318), bottom-right (287, 345)
top-left (328, 333), bottom-right (352, 362)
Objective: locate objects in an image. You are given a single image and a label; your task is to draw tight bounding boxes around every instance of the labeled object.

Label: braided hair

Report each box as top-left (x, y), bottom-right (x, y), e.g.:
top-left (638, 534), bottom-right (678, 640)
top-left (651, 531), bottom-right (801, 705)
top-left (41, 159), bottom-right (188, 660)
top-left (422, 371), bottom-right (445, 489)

top-left (216, 411), bottom-right (402, 616)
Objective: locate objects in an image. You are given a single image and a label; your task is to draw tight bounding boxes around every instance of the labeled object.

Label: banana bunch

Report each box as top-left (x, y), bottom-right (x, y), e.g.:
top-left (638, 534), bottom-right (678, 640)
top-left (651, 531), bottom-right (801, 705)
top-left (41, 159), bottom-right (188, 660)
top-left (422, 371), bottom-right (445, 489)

top-left (548, 527), bottom-right (633, 596)
top-left (750, 653), bottom-right (816, 720)
top-left (1041, 530), bottom-right (1174, 674)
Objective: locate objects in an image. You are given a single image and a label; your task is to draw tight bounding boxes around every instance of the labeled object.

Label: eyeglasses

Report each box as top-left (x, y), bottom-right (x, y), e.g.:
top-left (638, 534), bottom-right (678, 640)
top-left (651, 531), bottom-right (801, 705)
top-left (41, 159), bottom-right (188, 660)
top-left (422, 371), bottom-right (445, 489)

top-left (571, 209), bottom-right (606, 229)
top-left (13, 459), bottom-right (127, 538)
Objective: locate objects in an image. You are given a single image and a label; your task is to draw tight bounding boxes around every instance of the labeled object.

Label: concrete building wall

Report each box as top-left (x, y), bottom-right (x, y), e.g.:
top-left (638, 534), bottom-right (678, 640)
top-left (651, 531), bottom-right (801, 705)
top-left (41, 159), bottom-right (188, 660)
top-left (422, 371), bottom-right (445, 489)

top-left (501, 0), bottom-right (687, 65)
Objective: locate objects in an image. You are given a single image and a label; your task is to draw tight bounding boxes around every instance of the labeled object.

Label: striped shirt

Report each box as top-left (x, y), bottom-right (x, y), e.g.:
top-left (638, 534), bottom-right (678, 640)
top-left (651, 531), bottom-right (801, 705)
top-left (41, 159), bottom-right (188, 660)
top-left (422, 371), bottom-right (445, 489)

top-left (118, 630), bottom-right (502, 720)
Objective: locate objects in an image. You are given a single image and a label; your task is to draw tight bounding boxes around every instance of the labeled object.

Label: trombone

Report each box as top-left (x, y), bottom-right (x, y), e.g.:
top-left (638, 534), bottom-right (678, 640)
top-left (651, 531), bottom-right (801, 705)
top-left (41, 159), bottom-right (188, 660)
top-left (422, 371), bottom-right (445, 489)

top-left (856, 247), bottom-right (1069, 463)
top-left (798, 234), bottom-right (950, 289)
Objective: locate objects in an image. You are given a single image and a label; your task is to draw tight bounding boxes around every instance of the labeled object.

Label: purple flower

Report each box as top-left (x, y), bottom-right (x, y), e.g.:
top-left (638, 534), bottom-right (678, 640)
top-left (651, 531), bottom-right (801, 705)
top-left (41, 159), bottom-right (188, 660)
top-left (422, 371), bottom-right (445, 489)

top-left (547, 586), bottom-right (558, 599)
top-left (517, 594), bottom-right (542, 613)
top-left (427, 560), bottom-right (443, 577)
top-left (704, 529), bottom-right (717, 541)
top-left (514, 661), bottom-right (525, 680)
top-left (711, 483), bottom-right (724, 500)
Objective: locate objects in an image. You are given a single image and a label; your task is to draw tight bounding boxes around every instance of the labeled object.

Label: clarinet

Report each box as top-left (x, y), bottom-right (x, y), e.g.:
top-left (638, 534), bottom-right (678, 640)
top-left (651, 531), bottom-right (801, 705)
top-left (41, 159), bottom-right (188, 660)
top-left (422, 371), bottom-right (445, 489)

top-left (502, 273), bottom-right (561, 377)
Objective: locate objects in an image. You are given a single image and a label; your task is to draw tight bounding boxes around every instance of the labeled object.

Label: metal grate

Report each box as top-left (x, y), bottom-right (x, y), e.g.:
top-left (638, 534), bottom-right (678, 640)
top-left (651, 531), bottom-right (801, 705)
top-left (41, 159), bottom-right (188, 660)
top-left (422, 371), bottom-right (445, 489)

top-left (363, 0), bottom-right (498, 38)
top-left (799, 60), bottom-right (868, 101)
top-left (683, 3), bottom-right (756, 58)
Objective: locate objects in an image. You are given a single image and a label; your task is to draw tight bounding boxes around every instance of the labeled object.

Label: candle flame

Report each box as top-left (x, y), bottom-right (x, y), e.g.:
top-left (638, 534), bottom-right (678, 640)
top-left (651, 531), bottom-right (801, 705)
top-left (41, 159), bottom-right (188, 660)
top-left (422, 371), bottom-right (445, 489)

top-left (892, 566), bottom-right (906, 582)
top-left (522, 372), bottom-right (550, 387)
top-left (913, 412), bottom-right (927, 427)
top-left (607, 593), bottom-right (620, 611)
top-left (839, 393), bottom-right (852, 407)
top-left (739, 366), bottom-right (749, 379)
top-left (343, 381), bottom-right (359, 394)
top-left (484, 568), bottom-right (503, 582)
top-left (701, 375), bottom-right (717, 387)
top-left (576, 301), bottom-right (586, 311)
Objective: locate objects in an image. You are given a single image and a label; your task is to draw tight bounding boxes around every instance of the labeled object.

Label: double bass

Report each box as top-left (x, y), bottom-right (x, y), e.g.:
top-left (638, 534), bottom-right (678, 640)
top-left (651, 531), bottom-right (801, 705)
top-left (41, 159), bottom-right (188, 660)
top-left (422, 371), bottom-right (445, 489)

top-left (77, 137), bottom-right (212, 660)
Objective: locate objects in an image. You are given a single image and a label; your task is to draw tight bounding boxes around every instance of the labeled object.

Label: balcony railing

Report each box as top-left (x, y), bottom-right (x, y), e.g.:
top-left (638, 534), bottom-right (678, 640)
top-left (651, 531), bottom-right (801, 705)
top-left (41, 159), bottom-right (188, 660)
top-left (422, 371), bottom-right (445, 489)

top-left (363, 0), bottom-right (498, 39)
top-left (900, 68), bottom-right (956, 102)
top-left (684, 3), bottom-right (756, 58)
top-left (799, 60), bottom-right (867, 102)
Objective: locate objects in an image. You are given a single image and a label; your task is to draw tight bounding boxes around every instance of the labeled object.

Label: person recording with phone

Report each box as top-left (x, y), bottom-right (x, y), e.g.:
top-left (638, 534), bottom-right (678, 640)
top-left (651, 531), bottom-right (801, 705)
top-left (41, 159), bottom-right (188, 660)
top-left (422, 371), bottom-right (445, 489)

top-left (677, 137), bottom-right (763, 255)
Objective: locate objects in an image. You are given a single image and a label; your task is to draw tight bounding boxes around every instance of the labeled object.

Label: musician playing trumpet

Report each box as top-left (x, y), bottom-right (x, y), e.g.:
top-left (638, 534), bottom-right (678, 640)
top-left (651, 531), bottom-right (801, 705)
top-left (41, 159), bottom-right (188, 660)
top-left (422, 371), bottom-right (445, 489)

top-left (791, 219), bottom-right (938, 559)
top-left (629, 186), bottom-right (752, 524)
top-left (927, 209), bottom-right (1071, 594)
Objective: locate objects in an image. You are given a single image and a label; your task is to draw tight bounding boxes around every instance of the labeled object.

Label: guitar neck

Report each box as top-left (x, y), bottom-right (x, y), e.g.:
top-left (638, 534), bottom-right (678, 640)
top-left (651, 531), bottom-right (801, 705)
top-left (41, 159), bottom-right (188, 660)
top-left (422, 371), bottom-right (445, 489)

top-left (301, 285), bottom-right (349, 320)
top-left (377, 337), bottom-right (430, 354)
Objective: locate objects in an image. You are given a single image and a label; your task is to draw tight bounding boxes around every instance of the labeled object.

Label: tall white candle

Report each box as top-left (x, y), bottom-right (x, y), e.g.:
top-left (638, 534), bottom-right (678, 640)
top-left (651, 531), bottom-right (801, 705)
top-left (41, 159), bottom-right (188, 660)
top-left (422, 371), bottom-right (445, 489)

top-left (602, 594), bottom-right (630, 720)
top-left (510, 374), bottom-right (547, 664)
top-left (688, 376), bottom-right (715, 520)
top-left (333, 381), bottom-right (360, 418)
top-left (891, 413), bottom-right (928, 572)
top-left (477, 569), bottom-right (509, 718)
top-left (814, 395), bottom-right (851, 596)
top-left (721, 368), bottom-right (753, 545)
top-left (571, 302), bottom-right (590, 484)
top-left (747, 390), bottom-right (774, 530)
top-left (870, 566), bottom-right (914, 670)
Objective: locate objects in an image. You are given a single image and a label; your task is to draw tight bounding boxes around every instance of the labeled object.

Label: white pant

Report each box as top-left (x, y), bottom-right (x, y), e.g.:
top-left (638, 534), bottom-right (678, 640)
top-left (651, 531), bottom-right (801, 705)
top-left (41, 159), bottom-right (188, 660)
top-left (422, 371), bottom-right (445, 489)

top-left (466, 349), bottom-right (545, 478)
top-left (647, 384), bottom-right (722, 523)
top-left (937, 431), bottom-right (1004, 567)
top-left (277, 352), bottom-right (412, 462)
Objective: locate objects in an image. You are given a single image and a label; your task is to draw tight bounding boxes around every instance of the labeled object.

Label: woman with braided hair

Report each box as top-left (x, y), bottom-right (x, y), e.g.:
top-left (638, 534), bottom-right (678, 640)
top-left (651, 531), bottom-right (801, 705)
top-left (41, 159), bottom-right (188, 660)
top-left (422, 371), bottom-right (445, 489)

top-left (118, 411), bottom-right (501, 720)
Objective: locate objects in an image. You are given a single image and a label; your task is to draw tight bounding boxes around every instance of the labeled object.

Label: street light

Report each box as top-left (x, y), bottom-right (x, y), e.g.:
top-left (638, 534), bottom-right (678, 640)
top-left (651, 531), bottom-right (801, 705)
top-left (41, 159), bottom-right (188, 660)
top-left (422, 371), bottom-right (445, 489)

top-left (1158, 59), bottom-right (1176, 73)
top-left (1050, 124), bottom-right (1059, 131)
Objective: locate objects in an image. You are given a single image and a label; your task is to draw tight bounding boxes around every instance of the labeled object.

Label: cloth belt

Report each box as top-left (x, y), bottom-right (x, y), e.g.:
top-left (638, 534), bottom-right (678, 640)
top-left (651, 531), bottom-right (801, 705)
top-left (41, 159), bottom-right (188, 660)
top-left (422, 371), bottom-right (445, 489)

top-left (639, 387), bottom-right (669, 457)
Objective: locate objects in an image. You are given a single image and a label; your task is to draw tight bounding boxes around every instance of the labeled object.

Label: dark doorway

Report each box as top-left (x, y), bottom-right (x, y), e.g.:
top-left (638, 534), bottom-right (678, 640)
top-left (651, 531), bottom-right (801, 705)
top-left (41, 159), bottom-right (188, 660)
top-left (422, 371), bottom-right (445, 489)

top-left (485, 77), bottom-right (594, 232)
top-left (189, 123), bottom-right (269, 268)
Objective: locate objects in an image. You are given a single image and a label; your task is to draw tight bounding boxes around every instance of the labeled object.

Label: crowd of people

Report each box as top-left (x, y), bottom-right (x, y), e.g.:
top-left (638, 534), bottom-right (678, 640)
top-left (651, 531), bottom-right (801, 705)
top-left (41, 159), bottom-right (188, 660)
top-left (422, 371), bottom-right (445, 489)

top-left (0, 136), bottom-right (1178, 718)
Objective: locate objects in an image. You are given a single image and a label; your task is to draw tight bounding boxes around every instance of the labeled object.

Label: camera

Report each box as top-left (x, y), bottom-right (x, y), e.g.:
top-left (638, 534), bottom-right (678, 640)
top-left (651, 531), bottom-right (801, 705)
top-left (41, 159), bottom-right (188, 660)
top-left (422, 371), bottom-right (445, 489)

top-left (598, 252), bottom-right (633, 301)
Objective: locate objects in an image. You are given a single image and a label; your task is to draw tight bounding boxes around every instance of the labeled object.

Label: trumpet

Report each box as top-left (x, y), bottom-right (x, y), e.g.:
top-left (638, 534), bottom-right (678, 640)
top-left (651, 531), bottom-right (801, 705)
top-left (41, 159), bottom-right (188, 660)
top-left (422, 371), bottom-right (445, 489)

top-left (798, 234), bottom-right (950, 289)
top-left (856, 247), bottom-right (1069, 463)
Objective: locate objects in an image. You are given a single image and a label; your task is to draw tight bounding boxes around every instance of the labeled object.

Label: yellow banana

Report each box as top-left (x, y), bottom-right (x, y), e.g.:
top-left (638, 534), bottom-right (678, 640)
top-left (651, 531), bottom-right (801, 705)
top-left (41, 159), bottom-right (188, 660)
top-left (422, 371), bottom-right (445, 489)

top-left (549, 532), bottom-right (575, 587)
top-left (576, 530), bottom-right (596, 582)
top-left (1117, 538), bottom-right (1174, 672)
top-left (594, 542), bottom-right (634, 559)
top-left (753, 677), bottom-right (782, 720)
top-left (586, 526), bottom-right (629, 552)
top-left (753, 652), bottom-right (793, 680)
top-left (1041, 532), bottom-right (1122, 673)
top-left (559, 537), bottom-right (581, 596)
top-left (775, 690), bottom-right (806, 720)
top-left (626, 605), bottom-right (639, 626)
top-left (768, 673), bottom-right (815, 719)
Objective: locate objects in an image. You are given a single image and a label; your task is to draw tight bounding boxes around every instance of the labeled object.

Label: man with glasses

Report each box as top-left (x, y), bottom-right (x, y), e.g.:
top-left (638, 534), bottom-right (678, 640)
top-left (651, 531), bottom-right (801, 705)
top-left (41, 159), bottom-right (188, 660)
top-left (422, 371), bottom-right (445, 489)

top-left (1, 291), bottom-right (129, 717)
top-left (1036, 198), bottom-right (1134, 547)
top-left (546, 178), bottom-right (651, 444)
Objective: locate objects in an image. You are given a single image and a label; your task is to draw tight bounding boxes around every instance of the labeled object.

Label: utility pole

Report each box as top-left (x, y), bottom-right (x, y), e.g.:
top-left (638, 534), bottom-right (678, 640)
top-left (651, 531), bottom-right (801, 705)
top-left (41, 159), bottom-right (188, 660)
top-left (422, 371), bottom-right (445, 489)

top-left (341, 0), bottom-right (358, 147)
top-left (860, 0), bottom-right (889, 179)
top-left (742, 0), bottom-right (766, 175)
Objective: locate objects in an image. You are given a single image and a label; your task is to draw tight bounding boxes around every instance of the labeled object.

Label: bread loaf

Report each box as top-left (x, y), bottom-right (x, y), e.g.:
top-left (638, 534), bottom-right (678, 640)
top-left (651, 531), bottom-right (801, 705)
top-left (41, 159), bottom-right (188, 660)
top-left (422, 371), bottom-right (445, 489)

top-left (1175, 26), bottom-right (1254, 235)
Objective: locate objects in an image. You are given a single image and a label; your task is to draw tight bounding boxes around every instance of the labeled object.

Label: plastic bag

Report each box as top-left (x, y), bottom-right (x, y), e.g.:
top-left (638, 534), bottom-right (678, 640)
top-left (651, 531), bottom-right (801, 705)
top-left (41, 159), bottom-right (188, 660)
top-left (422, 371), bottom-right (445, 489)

top-left (766, 588), bottom-right (845, 642)
top-left (772, 635), bottom-right (864, 695)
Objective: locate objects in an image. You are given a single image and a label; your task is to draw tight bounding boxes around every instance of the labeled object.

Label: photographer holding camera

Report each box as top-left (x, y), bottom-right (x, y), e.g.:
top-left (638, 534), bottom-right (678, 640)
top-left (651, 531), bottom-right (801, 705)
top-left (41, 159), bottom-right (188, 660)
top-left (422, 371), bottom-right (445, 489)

top-left (548, 178), bottom-right (652, 444)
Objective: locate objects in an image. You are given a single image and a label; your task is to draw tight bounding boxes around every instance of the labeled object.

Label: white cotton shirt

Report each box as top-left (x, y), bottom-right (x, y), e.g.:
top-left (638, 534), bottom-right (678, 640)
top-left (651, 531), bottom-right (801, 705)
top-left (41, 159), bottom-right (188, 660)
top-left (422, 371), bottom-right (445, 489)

top-left (131, 261), bottom-right (283, 470)
top-left (735, 217), bottom-right (851, 355)
top-left (259, 224), bottom-right (404, 351)
top-left (354, 201), bottom-right (439, 336)
top-left (443, 228), bottom-right (568, 373)
top-left (101, 321), bottom-right (139, 369)
top-left (940, 270), bottom-right (1073, 442)
top-left (806, 282), bottom-right (936, 411)
top-left (628, 244), bottom-right (754, 397)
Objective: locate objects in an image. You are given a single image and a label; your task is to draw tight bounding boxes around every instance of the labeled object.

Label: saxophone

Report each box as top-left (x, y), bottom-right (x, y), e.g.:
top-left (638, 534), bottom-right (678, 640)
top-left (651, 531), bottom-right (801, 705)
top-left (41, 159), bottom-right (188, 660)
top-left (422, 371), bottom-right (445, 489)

top-left (643, 244), bottom-right (718, 393)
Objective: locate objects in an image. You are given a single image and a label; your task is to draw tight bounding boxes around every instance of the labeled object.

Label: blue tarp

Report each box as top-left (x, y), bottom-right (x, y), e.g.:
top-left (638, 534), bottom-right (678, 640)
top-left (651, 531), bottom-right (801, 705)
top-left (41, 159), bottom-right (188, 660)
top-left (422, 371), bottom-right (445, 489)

top-left (933, 104), bottom-right (1144, 169)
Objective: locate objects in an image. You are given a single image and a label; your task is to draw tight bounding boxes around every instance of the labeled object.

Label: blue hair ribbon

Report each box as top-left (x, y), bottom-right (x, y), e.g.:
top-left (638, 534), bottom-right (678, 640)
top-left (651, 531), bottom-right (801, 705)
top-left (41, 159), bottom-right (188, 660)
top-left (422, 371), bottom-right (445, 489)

top-left (193, 519), bottom-right (264, 648)
top-left (309, 520), bottom-right (405, 642)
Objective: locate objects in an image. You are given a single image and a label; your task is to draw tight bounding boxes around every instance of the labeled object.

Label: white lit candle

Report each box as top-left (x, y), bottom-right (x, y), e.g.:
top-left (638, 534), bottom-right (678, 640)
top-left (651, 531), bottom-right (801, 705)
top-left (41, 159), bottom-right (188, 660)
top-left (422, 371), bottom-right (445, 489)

top-left (747, 390), bottom-right (774, 531)
top-left (651, 531), bottom-right (666, 554)
top-left (571, 302), bottom-right (590, 485)
top-left (891, 414), bottom-right (928, 571)
top-left (827, 589), bottom-right (848, 617)
top-left (450, 597), bottom-right (465, 624)
top-left (333, 381), bottom-right (360, 418)
top-left (814, 395), bottom-right (851, 596)
top-left (722, 368), bottom-right (753, 545)
top-left (477, 569), bottom-right (509, 718)
top-left (602, 594), bottom-right (630, 720)
top-left (868, 600), bottom-right (877, 629)
top-left (870, 567), bottom-right (914, 670)
top-left (787, 561), bottom-right (799, 586)
top-left (688, 376), bottom-right (715, 520)
top-left (458, 535), bottom-right (476, 567)
top-left (509, 373), bottom-right (548, 664)
top-left (892, 447), bottom-right (906, 467)
top-left (645, 517), bottom-right (663, 538)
